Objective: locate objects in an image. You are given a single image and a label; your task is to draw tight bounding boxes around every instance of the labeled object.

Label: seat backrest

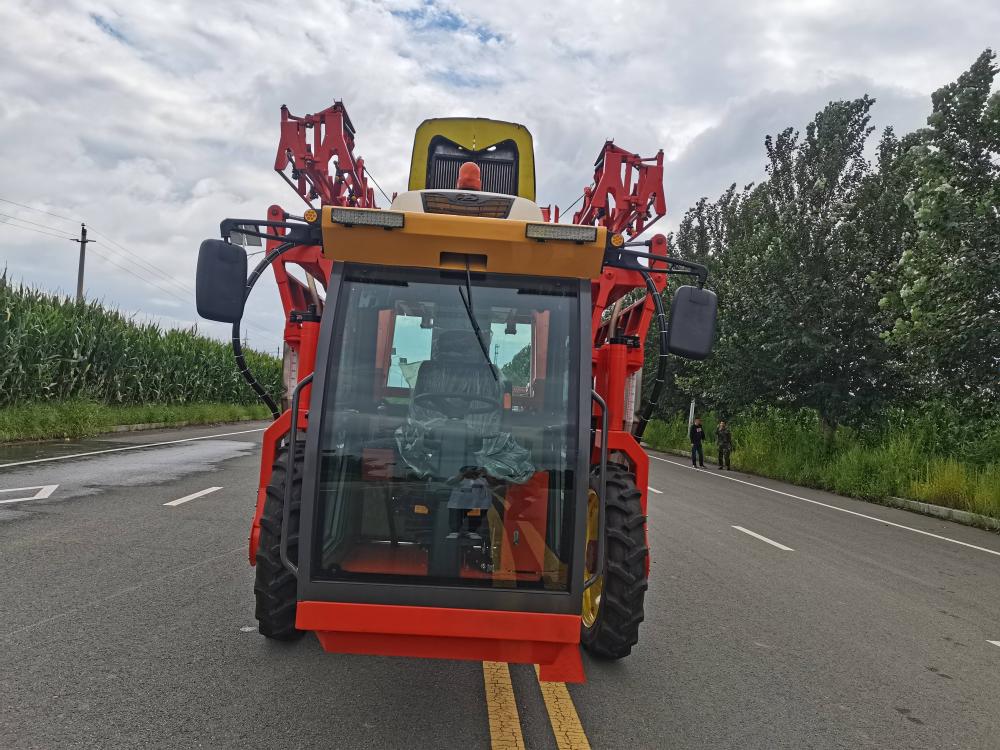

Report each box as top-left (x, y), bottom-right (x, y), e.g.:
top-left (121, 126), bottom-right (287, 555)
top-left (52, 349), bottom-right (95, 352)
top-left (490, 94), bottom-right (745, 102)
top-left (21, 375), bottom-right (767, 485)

top-left (408, 330), bottom-right (502, 437)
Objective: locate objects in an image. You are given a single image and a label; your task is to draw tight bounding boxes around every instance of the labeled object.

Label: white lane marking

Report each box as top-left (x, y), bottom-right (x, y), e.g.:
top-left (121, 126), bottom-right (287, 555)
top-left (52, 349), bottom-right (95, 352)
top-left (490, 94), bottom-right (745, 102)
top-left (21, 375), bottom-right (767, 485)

top-left (650, 455), bottom-right (1000, 558)
top-left (164, 486), bottom-right (223, 507)
top-left (989, 640), bottom-right (1000, 649)
top-left (648, 486), bottom-right (663, 494)
top-left (0, 428), bottom-right (266, 469)
top-left (732, 525), bottom-right (794, 551)
top-left (0, 484), bottom-right (59, 505)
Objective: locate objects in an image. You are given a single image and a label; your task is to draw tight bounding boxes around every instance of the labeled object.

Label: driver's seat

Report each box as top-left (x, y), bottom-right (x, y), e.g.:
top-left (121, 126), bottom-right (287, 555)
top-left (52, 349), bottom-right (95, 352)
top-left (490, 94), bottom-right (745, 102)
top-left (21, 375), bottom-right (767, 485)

top-left (396, 329), bottom-right (537, 485)
top-left (409, 329), bottom-right (502, 439)
top-left (394, 329), bottom-right (502, 480)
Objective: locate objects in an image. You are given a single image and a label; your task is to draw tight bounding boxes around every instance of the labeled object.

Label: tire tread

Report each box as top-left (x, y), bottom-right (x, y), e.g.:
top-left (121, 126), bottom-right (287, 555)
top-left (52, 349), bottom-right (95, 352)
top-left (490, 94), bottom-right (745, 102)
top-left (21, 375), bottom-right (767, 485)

top-left (581, 463), bottom-right (649, 659)
top-left (253, 443), bottom-right (305, 641)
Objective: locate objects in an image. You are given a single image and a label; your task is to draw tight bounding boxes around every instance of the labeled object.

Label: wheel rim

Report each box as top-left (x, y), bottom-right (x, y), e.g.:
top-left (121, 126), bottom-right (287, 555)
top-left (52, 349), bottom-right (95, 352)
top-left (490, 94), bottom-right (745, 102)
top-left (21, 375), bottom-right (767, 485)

top-left (582, 488), bottom-right (603, 628)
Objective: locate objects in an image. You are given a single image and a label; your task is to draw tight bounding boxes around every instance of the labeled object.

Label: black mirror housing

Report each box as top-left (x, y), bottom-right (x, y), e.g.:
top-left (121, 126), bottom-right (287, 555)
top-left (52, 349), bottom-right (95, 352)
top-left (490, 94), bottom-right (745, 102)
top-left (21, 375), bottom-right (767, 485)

top-left (667, 285), bottom-right (717, 360)
top-left (196, 239), bottom-right (247, 324)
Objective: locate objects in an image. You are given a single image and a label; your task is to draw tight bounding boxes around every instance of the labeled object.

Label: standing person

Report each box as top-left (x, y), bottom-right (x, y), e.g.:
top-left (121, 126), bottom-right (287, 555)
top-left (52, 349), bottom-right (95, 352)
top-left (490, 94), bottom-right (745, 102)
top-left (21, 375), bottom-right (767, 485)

top-left (716, 420), bottom-right (733, 470)
top-left (689, 417), bottom-right (706, 468)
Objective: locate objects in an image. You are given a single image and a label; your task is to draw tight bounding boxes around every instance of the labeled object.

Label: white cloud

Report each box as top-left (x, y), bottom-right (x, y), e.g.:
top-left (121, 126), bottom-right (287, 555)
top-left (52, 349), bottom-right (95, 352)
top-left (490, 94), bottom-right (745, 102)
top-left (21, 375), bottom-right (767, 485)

top-left (0, 0), bottom-right (994, 354)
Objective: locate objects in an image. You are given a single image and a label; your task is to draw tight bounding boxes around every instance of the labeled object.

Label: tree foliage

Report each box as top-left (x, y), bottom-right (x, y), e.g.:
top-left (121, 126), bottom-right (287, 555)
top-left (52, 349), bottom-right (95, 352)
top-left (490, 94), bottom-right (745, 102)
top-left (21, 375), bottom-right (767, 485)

top-left (880, 49), bottom-right (1000, 408)
top-left (501, 344), bottom-right (531, 387)
top-left (655, 49), bottom-right (998, 431)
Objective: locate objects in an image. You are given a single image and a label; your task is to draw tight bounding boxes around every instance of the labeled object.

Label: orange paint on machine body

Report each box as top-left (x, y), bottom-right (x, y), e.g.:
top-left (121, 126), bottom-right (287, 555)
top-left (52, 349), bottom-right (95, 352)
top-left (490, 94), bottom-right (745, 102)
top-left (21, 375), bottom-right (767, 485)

top-left (298, 602), bottom-right (584, 682)
top-left (197, 105), bottom-right (716, 684)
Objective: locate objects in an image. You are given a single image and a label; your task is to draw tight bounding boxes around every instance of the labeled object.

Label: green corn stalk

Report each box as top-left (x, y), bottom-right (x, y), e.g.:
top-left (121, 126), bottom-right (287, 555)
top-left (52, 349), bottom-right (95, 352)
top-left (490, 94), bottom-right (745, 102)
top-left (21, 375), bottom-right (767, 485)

top-left (0, 275), bottom-right (282, 408)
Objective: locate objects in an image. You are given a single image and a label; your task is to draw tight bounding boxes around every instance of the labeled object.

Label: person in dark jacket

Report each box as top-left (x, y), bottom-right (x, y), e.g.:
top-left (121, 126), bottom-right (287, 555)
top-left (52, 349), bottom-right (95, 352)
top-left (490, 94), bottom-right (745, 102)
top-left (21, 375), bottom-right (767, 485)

top-left (716, 420), bottom-right (733, 470)
top-left (690, 418), bottom-right (706, 467)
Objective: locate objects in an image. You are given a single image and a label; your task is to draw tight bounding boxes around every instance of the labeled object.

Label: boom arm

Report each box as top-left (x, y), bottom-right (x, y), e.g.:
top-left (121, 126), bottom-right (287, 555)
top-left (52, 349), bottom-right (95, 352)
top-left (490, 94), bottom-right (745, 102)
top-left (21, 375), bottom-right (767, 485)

top-left (572, 142), bottom-right (666, 238)
top-left (274, 102), bottom-right (377, 209)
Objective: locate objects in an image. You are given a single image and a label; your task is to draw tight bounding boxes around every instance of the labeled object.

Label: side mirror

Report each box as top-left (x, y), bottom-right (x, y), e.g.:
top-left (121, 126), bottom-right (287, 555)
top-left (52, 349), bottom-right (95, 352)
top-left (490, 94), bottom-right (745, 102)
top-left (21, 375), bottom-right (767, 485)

top-left (196, 239), bottom-right (247, 323)
top-left (667, 285), bottom-right (717, 360)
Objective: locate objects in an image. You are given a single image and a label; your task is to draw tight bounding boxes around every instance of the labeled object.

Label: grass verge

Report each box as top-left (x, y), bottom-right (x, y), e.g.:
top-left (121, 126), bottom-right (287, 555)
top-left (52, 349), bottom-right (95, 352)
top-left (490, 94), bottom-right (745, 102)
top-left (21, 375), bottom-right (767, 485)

top-left (643, 411), bottom-right (1000, 522)
top-left (0, 401), bottom-right (271, 443)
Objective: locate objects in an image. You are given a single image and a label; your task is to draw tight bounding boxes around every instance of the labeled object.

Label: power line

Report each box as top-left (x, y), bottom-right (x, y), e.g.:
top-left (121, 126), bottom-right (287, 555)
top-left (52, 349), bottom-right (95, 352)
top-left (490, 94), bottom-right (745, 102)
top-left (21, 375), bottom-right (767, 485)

top-left (0, 219), bottom-right (78, 242)
top-left (0, 210), bottom-right (194, 303)
top-left (0, 196), bottom-right (78, 224)
top-left (0, 212), bottom-right (77, 238)
top-left (105, 255), bottom-right (271, 345)
top-left (1, 222), bottom-right (190, 305)
top-left (86, 226), bottom-right (197, 296)
top-left (86, 245), bottom-right (193, 306)
top-left (1, 195), bottom-right (280, 305)
top-left (0, 194), bottom-right (285, 349)
top-left (0, 194), bottom-right (197, 297)
top-left (89, 232), bottom-right (293, 346)
top-left (241, 326), bottom-right (283, 351)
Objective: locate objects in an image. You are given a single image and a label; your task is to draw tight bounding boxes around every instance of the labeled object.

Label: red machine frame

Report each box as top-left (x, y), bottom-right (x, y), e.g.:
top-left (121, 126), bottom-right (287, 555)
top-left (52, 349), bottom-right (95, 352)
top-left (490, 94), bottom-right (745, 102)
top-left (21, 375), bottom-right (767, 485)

top-left (246, 104), bottom-right (670, 682)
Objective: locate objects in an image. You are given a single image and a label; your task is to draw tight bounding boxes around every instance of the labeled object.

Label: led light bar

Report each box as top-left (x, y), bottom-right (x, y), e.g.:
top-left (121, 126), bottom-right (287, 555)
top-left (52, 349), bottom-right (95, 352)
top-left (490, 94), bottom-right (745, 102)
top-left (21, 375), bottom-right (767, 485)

top-left (525, 223), bottom-right (598, 243)
top-left (329, 207), bottom-right (405, 229)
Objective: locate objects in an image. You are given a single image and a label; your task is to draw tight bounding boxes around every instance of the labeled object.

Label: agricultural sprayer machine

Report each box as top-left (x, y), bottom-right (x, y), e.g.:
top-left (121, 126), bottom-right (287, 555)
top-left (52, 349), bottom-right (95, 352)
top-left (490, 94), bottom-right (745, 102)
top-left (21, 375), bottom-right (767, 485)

top-left (195, 102), bottom-right (716, 682)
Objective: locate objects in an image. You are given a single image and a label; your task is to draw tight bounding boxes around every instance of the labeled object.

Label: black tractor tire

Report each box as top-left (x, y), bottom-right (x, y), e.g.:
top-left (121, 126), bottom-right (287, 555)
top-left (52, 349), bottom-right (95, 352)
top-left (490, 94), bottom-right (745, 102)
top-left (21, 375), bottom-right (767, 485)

top-left (254, 442), bottom-right (305, 641)
top-left (581, 463), bottom-right (649, 658)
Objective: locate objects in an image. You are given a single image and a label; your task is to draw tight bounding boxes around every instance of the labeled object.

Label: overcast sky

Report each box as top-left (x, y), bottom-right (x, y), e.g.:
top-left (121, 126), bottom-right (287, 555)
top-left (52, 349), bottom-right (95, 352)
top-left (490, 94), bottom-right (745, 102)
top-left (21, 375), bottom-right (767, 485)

top-left (0, 0), bottom-right (995, 354)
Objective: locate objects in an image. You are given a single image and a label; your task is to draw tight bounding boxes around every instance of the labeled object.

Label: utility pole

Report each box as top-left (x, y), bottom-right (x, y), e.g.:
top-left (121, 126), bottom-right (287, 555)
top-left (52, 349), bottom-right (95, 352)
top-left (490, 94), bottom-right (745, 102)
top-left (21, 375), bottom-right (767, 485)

top-left (73, 223), bottom-right (93, 302)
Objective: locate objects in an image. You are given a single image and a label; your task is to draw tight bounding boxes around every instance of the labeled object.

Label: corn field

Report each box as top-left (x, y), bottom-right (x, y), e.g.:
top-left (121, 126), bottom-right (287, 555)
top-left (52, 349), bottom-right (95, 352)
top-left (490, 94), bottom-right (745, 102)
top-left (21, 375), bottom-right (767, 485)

top-left (0, 276), bottom-right (282, 407)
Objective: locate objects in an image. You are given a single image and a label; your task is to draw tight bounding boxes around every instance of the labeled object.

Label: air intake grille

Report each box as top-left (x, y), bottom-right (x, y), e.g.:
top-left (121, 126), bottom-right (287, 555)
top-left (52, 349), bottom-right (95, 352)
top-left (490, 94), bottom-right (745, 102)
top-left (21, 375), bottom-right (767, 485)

top-left (429, 158), bottom-right (462, 193)
top-left (429, 158), bottom-right (516, 195)
top-left (425, 137), bottom-right (520, 196)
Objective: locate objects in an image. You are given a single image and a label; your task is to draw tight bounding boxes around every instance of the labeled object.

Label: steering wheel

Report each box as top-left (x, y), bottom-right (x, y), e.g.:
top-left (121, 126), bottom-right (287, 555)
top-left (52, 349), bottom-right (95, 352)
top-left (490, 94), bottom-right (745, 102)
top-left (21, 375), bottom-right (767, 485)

top-left (413, 391), bottom-right (501, 419)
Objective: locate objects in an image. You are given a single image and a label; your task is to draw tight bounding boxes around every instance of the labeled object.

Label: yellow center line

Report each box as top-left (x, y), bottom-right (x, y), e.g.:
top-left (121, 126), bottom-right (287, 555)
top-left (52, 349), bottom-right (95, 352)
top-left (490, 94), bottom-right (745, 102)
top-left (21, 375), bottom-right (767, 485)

top-left (534, 666), bottom-right (592, 750)
top-left (483, 661), bottom-right (527, 750)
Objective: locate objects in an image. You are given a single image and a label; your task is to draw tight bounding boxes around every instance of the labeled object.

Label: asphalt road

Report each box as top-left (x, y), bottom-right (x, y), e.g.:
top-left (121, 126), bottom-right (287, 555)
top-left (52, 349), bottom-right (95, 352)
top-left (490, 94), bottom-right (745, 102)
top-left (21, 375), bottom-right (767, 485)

top-left (2, 424), bottom-right (999, 749)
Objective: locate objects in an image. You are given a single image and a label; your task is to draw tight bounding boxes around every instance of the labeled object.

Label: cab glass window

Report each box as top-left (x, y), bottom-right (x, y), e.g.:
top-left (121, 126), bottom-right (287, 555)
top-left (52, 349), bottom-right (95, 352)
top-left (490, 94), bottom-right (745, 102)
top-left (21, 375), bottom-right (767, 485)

top-left (312, 265), bottom-right (580, 591)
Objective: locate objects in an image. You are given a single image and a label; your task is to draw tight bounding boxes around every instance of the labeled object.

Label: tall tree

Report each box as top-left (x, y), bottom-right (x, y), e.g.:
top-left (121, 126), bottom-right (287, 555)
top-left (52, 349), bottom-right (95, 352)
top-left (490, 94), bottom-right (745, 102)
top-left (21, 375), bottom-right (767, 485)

top-left (711, 97), bottom-right (899, 431)
top-left (881, 49), bottom-right (1000, 410)
top-left (501, 344), bottom-right (531, 388)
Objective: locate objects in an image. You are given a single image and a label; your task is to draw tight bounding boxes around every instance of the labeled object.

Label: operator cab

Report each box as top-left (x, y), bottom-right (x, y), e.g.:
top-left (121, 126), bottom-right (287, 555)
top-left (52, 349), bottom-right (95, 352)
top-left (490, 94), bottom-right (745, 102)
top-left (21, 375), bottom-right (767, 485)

top-left (302, 264), bottom-right (585, 596)
top-left (300, 119), bottom-right (587, 602)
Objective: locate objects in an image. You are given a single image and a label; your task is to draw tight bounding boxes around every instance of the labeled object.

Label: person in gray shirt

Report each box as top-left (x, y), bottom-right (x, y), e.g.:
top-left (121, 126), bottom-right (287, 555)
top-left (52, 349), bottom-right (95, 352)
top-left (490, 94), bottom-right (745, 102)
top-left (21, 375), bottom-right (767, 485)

top-left (716, 420), bottom-right (733, 470)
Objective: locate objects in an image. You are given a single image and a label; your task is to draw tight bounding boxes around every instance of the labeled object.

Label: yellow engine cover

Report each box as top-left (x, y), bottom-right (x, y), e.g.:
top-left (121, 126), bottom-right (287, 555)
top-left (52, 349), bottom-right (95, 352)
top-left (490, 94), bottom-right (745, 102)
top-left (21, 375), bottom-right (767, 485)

top-left (409, 118), bottom-right (536, 201)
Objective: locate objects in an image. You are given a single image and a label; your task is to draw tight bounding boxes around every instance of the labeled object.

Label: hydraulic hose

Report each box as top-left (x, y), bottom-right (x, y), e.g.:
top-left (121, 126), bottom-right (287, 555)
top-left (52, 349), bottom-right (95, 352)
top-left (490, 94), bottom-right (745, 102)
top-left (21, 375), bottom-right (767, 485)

top-left (232, 241), bottom-right (297, 420)
top-left (633, 269), bottom-right (669, 440)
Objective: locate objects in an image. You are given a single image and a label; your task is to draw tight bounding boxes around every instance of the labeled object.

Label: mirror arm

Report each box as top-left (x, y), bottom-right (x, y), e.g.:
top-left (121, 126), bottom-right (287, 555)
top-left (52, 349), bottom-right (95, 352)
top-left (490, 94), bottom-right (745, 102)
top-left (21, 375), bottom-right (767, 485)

top-left (630, 267), bottom-right (702, 281)
top-left (219, 217), bottom-right (321, 246)
top-left (605, 244), bottom-right (709, 287)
